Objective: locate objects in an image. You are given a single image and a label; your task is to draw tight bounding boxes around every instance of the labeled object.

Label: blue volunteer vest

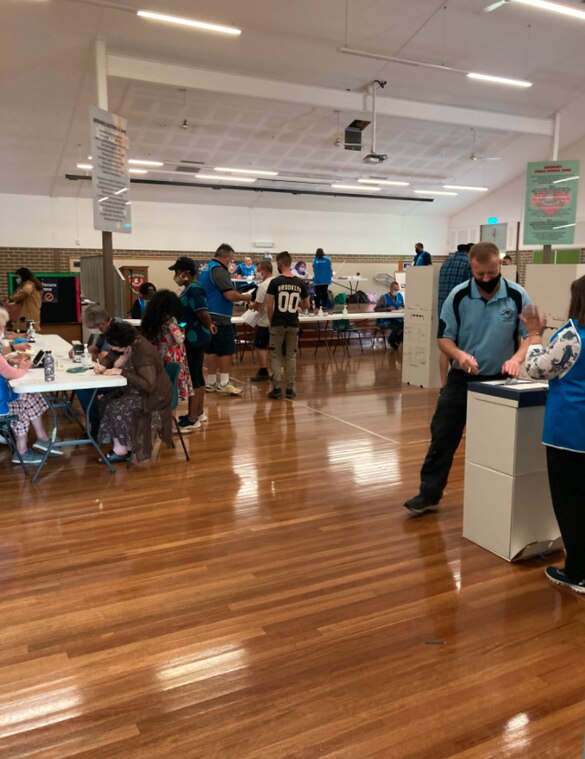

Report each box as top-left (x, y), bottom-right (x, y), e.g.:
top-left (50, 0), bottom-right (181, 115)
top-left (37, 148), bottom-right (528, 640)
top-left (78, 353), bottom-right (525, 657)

top-left (198, 260), bottom-right (233, 317)
top-left (543, 320), bottom-right (585, 453)
top-left (0, 376), bottom-right (17, 416)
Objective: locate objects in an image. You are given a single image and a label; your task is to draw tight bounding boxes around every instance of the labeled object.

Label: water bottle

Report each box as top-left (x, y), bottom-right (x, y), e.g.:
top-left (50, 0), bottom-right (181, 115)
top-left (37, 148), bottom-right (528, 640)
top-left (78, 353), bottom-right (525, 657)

top-left (44, 350), bottom-right (55, 382)
top-left (81, 345), bottom-right (93, 368)
top-left (26, 321), bottom-right (36, 343)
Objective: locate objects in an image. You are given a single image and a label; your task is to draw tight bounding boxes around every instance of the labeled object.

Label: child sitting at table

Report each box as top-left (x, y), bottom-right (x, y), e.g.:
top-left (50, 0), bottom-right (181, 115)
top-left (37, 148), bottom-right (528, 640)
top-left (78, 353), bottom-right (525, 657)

top-left (0, 307), bottom-right (62, 465)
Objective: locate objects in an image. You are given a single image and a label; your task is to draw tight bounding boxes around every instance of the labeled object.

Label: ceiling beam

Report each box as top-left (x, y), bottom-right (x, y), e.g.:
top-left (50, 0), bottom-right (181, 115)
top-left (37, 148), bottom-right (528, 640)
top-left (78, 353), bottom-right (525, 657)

top-left (107, 53), bottom-right (554, 137)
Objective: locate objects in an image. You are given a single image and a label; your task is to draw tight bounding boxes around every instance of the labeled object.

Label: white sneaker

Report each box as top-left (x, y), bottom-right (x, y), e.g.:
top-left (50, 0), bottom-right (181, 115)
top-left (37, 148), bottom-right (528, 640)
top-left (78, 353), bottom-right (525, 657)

top-left (33, 439), bottom-right (64, 456)
top-left (205, 384), bottom-right (217, 393)
top-left (215, 382), bottom-right (242, 395)
top-left (198, 412), bottom-right (208, 422)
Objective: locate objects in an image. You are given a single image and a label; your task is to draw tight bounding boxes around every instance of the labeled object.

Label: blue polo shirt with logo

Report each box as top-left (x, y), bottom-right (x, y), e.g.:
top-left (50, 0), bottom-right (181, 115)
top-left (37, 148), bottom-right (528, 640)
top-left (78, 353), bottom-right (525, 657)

top-left (438, 277), bottom-right (530, 376)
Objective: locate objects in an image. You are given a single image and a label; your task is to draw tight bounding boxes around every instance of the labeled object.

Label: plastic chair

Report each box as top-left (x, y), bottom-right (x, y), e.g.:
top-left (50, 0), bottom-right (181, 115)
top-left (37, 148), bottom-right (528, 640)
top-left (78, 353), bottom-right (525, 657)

top-left (0, 414), bottom-right (26, 469)
top-left (331, 319), bottom-right (363, 354)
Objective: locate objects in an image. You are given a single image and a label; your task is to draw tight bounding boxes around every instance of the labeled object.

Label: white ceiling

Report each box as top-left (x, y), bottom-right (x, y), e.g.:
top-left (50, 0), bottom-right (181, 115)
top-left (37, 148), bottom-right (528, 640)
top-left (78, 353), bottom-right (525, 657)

top-left (3, 0), bottom-right (585, 216)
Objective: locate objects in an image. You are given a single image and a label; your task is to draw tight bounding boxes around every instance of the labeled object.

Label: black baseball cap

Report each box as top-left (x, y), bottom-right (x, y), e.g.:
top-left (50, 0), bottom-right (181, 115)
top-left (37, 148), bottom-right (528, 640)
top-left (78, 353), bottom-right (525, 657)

top-left (168, 256), bottom-right (196, 275)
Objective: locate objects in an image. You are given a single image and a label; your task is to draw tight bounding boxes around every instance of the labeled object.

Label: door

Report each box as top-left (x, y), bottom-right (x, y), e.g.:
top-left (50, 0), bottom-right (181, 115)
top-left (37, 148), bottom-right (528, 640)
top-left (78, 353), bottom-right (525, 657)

top-left (119, 266), bottom-right (149, 316)
top-left (480, 223), bottom-right (508, 253)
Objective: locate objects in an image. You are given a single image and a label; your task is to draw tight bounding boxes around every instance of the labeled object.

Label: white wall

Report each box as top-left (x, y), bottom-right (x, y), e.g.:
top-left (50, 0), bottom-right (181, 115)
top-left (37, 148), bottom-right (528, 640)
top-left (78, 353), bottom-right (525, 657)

top-left (0, 193), bottom-right (449, 257)
top-left (449, 133), bottom-right (585, 251)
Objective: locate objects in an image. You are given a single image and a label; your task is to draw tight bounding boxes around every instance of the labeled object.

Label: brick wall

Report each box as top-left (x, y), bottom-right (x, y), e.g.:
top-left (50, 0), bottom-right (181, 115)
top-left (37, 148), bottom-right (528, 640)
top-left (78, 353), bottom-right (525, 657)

top-left (2, 246), bottom-right (584, 300)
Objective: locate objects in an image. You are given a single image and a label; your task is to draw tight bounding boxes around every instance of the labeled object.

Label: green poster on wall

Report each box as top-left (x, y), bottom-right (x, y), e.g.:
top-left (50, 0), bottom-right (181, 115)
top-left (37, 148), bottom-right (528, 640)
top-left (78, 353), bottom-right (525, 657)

top-left (523, 160), bottom-right (580, 245)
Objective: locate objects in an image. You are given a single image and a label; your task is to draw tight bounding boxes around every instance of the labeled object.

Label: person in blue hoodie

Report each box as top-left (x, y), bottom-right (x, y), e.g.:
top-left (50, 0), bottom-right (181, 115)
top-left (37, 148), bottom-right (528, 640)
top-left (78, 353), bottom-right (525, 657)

top-left (524, 276), bottom-right (585, 594)
top-left (312, 248), bottom-right (332, 310)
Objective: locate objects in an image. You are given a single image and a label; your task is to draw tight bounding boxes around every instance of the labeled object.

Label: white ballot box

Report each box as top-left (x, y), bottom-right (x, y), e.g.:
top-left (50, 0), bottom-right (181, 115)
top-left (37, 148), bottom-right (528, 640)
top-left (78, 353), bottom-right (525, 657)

top-left (463, 380), bottom-right (563, 562)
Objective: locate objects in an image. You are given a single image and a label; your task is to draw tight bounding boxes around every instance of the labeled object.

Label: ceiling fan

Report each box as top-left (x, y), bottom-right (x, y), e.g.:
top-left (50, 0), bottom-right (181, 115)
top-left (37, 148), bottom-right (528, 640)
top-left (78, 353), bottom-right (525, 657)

top-left (469, 128), bottom-right (502, 161)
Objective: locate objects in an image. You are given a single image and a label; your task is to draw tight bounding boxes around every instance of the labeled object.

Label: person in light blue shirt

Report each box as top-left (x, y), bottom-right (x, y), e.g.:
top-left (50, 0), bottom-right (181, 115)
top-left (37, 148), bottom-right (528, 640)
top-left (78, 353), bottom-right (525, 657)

top-left (404, 242), bottom-right (531, 516)
top-left (312, 248), bottom-right (333, 309)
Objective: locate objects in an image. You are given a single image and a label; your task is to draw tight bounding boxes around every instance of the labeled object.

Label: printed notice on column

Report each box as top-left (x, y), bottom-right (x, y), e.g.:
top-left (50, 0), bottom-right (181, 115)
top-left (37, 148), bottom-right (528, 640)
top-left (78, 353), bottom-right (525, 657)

top-left (523, 160), bottom-right (579, 245)
top-left (89, 106), bottom-right (132, 234)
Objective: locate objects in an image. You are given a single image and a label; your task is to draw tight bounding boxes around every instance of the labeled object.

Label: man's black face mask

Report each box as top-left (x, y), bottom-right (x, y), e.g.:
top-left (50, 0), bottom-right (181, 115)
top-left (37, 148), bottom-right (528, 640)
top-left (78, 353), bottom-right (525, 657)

top-left (475, 274), bottom-right (501, 294)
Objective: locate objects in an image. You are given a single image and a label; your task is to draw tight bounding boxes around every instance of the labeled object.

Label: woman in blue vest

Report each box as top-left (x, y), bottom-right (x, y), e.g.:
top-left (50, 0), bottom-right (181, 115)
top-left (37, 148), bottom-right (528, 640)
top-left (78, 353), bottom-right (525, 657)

top-left (312, 248), bottom-right (333, 310)
top-left (524, 275), bottom-right (585, 593)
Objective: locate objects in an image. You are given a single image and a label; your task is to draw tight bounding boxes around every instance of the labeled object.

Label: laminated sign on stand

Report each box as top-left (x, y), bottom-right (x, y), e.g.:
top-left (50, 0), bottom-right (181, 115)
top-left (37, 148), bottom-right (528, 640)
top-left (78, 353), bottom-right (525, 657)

top-left (89, 105), bottom-right (132, 234)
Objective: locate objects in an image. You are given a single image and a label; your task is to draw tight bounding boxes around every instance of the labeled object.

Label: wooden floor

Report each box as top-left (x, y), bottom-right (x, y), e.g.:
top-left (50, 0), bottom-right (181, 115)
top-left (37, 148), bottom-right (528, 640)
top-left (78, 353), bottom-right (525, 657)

top-left (1, 346), bottom-right (584, 759)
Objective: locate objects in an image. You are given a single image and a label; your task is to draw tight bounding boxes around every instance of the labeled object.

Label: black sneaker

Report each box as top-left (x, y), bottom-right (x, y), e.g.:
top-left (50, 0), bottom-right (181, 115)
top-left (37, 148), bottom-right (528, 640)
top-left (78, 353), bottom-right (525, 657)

top-left (545, 566), bottom-right (585, 593)
top-left (404, 494), bottom-right (440, 515)
top-left (267, 388), bottom-right (282, 399)
top-left (285, 388), bottom-right (296, 399)
top-left (250, 371), bottom-right (269, 382)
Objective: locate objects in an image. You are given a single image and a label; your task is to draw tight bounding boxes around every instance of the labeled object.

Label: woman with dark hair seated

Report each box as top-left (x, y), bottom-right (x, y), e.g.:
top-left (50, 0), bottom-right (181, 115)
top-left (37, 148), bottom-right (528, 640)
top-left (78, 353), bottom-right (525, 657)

top-left (130, 281), bottom-right (156, 319)
top-left (7, 267), bottom-right (43, 331)
top-left (93, 321), bottom-right (173, 463)
top-left (140, 290), bottom-right (193, 409)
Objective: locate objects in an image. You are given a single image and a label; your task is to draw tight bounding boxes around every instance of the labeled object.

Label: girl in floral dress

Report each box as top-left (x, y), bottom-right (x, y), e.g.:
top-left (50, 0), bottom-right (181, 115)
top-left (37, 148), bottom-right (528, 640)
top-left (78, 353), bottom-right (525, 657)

top-left (141, 290), bottom-right (193, 404)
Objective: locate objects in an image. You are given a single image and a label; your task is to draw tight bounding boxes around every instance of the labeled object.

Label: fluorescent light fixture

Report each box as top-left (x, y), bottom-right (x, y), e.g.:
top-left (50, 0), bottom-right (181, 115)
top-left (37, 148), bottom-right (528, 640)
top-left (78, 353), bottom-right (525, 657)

top-left (443, 184), bottom-right (489, 192)
top-left (98, 196), bottom-right (109, 203)
top-left (467, 72), bottom-right (532, 88)
top-left (129, 159), bottom-right (164, 167)
top-left (513, 0), bottom-right (585, 21)
top-left (552, 222), bottom-right (576, 230)
top-left (358, 178), bottom-right (410, 187)
top-left (214, 167), bottom-right (278, 176)
top-left (76, 163), bottom-right (93, 170)
top-left (137, 10), bottom-right (241, 35)
top-left (196, 174), bottom-right (256, 183)
top-left (552, 175), bottom-right (580, 184)
top-left (414, 190), bottom-right (458, 196)
top-left (331, 184), bottom-right (381, 192)
top-left (128, 168), bottom-right (148, 174)
top-left (114, 187), bottom-right (128, 195)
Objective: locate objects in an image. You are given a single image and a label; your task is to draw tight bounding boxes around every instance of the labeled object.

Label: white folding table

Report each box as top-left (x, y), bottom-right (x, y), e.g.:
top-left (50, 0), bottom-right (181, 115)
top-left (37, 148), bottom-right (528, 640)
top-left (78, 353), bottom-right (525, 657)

top-left (9, 341), bottom-right (126, 482)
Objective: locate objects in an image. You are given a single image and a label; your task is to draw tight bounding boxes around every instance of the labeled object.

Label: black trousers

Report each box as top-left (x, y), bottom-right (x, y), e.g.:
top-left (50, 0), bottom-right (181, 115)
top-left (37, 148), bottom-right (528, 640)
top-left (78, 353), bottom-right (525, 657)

top-left (314, 285), bottom-right (329, 309)
top-left (546, 445), bottom-right (585, 581)
top-left (419, 369), bottom-right (502, 501)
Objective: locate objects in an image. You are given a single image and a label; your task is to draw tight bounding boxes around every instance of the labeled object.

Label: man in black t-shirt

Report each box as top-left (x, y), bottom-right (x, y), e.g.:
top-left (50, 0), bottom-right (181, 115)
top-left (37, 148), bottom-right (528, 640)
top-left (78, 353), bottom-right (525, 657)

top-left (266, 251), bottom-right (309, 399)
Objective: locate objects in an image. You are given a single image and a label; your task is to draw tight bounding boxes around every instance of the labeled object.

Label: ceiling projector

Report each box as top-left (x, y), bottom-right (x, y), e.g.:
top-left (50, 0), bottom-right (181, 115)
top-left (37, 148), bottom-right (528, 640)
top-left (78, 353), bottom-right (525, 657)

top-left (363, 152), bottom-right (387, 164)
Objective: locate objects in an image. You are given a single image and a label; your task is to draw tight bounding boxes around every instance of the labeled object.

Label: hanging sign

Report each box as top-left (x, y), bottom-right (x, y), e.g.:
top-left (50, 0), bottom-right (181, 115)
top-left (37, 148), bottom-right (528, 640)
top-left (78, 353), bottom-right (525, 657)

top-left (89, 105), bottom-right (132, 234)
top-left (523, 160), bottom-right (579, 245)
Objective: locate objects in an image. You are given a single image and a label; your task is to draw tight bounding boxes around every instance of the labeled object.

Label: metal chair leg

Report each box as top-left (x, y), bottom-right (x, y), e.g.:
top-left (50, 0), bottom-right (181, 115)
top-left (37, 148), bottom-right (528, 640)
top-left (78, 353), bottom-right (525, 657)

top-left (173, 418), bottom-right (190, 462)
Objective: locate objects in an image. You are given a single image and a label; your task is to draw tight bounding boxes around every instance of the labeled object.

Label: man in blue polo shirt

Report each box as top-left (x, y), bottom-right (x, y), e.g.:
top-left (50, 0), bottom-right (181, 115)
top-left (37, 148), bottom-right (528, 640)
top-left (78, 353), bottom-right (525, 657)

top-left (404, 242), bottom-right (532, 516)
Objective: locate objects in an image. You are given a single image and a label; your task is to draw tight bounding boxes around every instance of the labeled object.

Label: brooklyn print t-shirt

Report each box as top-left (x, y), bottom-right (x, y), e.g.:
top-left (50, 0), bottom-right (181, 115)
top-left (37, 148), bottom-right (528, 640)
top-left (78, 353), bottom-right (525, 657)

top-left (267, 275), bottom-right (308, 327)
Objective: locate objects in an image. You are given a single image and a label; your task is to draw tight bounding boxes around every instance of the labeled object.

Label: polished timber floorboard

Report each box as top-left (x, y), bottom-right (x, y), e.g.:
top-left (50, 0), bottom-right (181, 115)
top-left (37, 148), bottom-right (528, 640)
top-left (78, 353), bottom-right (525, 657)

top-left (0, 348), bottom-right (584, 758)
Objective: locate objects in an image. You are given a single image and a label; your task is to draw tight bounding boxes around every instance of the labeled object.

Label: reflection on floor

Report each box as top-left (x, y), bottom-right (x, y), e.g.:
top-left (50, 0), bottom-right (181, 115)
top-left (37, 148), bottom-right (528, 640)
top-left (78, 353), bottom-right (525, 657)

top-left (0, 348), bottom-right (582, 758)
